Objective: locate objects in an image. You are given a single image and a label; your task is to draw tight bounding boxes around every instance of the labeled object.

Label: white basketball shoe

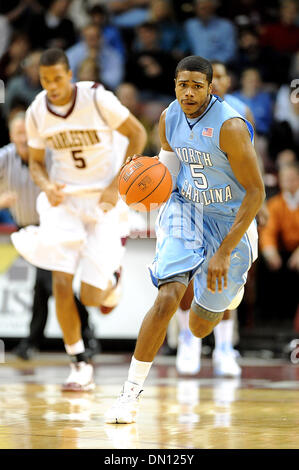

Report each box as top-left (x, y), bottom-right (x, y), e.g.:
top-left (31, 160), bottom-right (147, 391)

top-left (105, 381), bottom-right (143, 424)
top-left (212, 348), bottom-right (241, 377)
top-left (62, 362), bottom-right (95, 392)
top-left (176, 329), bottom-right (201, 375)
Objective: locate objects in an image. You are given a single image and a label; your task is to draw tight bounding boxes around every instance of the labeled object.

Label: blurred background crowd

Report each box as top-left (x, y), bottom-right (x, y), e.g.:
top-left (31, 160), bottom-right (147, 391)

top-left (0, 0), bottom-right (298, 356)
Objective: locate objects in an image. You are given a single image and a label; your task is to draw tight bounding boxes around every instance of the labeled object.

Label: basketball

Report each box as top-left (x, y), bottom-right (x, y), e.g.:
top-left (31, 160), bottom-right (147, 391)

top-left (118, 156), bottom-right (173, 212)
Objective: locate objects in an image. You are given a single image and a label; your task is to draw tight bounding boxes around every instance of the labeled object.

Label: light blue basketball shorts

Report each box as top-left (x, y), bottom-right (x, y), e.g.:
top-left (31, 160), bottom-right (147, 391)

top-left (149, 191), bottom-right (258, 313)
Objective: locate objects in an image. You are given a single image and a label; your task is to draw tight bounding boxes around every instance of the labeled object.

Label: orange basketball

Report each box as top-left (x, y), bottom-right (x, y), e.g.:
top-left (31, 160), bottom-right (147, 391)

top-left (118, 156), bottom-right (172, 212)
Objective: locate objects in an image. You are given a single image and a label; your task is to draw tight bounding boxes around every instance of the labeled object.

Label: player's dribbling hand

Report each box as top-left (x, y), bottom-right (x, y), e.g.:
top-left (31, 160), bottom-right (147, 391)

top-left (207, 249), bottom-right (231, 293)
top-left (44, 182), bottom-right (66, 206)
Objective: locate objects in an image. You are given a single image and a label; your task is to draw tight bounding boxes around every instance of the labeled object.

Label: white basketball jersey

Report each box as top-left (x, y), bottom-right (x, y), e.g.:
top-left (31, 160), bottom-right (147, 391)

top-left (26, 81), bottom-right (130, 194)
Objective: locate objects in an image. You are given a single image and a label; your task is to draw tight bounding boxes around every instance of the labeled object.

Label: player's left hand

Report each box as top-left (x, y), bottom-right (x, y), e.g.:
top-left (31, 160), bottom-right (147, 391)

top-left (207, 249), bottom-right (231, 293)
top-left (99, 180), bottom-right (119, 212)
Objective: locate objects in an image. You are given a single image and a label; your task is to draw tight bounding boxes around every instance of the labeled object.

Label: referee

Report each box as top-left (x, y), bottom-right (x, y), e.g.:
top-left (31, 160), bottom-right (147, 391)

top-left (0, 112), bottom-right (100, 360)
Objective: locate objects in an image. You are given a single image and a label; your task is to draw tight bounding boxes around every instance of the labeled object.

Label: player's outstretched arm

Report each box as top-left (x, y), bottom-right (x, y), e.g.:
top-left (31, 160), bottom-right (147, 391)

top-left (29, 147), bottom-right (65, 207)
top-left (207, 118), bottom-right (265, 293)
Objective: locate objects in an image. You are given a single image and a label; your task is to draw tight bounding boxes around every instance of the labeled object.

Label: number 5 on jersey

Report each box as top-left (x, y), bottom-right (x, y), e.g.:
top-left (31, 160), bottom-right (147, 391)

top-left (190, 163), bottom-right (208, 189)
top-left (71, 150), bottom-right (86, 169)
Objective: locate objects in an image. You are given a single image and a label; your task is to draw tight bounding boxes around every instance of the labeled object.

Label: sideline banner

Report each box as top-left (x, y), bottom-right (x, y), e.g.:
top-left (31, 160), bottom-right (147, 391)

top-left (0, 235), bottom-right (157, 339)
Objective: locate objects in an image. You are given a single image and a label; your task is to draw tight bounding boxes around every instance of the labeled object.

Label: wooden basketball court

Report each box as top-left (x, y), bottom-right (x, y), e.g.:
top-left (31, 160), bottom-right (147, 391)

top-left (1, 353), bottom-right (299, 449)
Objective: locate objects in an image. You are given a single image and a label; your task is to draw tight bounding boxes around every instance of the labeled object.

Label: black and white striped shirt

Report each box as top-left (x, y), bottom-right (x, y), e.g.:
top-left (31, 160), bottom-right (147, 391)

top-left (0, 143), bottom-right (40, 227)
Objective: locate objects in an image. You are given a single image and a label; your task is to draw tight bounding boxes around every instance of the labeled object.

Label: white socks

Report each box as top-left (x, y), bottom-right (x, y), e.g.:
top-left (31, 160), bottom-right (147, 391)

top-left (65, 339), bottom-right (85, 355)
top-left (127, 356), bottom-right (153, 388)
top-left (214, 318), bottom-right (234, 352)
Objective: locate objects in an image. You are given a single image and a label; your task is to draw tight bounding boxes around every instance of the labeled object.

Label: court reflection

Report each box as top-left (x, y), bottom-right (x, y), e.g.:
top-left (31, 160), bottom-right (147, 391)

top-left (1, 363), bottom-right (299, 449)
top-left (177, 380), bottom-right (200, 424)
top-left (212, 378), bottom-right (240, 428)
top-left (104, 423), bottom-right (140, 449)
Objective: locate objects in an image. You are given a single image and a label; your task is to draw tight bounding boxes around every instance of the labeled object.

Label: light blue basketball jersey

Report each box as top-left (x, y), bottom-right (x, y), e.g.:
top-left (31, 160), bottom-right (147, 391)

top-left (224, 93), bottom-right (247, 118)
top-left (165, 95), bottom-right (254, 218)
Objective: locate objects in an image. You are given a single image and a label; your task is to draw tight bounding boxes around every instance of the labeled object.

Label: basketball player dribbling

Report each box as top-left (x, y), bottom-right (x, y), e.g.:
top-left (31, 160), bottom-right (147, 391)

top-left (11, 48), bottom-right (147, 391)
top-left (105, 55), bottom-right (265, 423)
top-left (174, 61), bottom-right (257, 377)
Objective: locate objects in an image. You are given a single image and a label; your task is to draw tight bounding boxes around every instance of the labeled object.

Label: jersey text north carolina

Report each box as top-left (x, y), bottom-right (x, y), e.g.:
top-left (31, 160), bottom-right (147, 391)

top-left (165, 96), bottom-right (254, 217)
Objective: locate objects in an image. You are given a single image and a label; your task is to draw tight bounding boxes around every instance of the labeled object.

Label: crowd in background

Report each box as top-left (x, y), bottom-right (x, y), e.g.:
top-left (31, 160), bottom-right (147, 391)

top-left (0, 0), bottom-right (298, 331)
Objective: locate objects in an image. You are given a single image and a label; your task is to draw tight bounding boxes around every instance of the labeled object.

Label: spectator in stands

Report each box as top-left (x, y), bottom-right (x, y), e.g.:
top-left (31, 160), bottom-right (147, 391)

top-left (26, 0), bottom-right (77, 50)
top-left (108, 0), bottom-right (151, 28)
top-left (231, 27), bottom-right (279, 85)
top-left (116, 82), bottom-right (144, 118)
top-left (77, 57), bottom-right (100, 83)
top-left (269, 83), bottom-right (299, 159)
top-left (233, 68), bottom-right (273, 136)
top-left (0, 15), bottom-right (11, 59)
top-left (216, 0), bottom-right (266, 27)
top-left (146, 0), bottom-right (188, 58)
top-left (259, 0), bottom-right (299, 82)
top-left (3, 50), bottom-right (42, 118)
top-left (125, 22), bottom-right (176, 102)
top-left (0, 33), bottom-right (31, 83)
top-left (184, 0), bottom-right (237, 63)
top-left (88, 4), bottom-right (126, 60)
top-left (116, 82), bottom-right (167, 154)
top-left (66, 23), bottom-right (124, 89)
top-left (170, 0), bottom-right (195, 22)
top-left (0, 0), bottom-right (42, 31)
top-left (0, 113), bottom-right (99, 360)
top-left (260, 0), bottom-right (299, 55)
top-left (233, 67), bottom-right (274, 171)
top-left (277, 149), bottom-right (298, 169)
top-left (258, 162), bottom-right (299, 324)
top-left (211, 60), bottom-right (255, 126)
top-left (67, 0), bottom-right (97, 30)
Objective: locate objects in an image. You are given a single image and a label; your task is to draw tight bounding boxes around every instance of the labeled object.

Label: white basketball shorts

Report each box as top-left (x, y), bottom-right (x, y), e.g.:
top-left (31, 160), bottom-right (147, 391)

top-left (11, 192), bottom-right (127, 290)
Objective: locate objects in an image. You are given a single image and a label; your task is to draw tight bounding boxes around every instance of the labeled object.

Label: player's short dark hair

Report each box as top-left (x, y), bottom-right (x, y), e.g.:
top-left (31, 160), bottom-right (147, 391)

top-left (175, 56), bottom-right (213, 84)
top-left (39, 48), bottom-right (70, 70)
